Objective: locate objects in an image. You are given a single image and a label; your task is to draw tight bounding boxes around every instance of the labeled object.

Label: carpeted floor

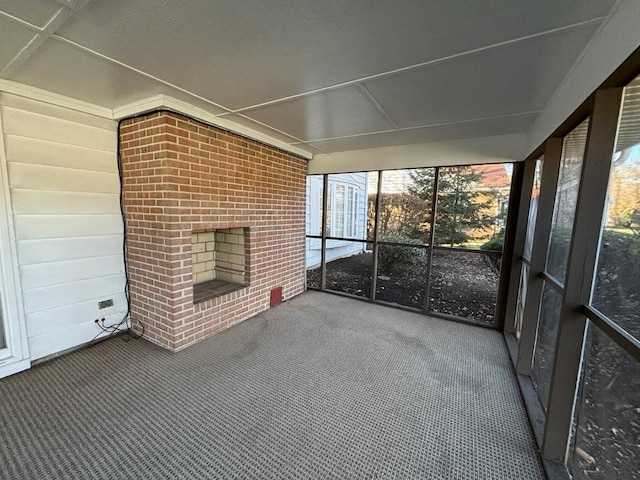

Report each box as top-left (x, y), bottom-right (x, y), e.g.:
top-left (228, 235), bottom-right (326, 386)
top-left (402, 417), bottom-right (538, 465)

top-left (0, 291), bottom-right (545, 479)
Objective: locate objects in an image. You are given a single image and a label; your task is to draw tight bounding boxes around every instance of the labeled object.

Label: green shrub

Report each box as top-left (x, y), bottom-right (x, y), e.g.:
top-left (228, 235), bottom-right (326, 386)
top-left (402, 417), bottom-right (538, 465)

top-left (480, 235), bottom-right (504, 252)
top-left (377, 234), bottom-right (425, 275)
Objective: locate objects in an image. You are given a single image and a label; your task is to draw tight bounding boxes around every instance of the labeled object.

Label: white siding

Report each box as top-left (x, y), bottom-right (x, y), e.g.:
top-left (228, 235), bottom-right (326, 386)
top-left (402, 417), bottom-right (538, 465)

top-left (0, 93), bottom-right (126, 360)
top-left (305, 172), bottom-right (368, 269)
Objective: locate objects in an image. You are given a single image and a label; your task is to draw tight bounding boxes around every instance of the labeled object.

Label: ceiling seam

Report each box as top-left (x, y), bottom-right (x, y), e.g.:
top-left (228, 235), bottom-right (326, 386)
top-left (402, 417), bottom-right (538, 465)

top-left (56, 0), bottom-right (94, 12)
top-left (0, 7), bottom-right (74, 78)
top-left (0, 5), bottom-right (606, 157)
top-left (356, 84), bottom-right (399, 130)
top-left (527, 0), bottom-right (626, 140)
top-left (232, 113), bottom-right (330, 153)
top-left (50, 35), bottom-right (237, 115)
top-left (0, 9), bottom-right (609, 121)
top-left (289, 110), bottom-right (541, 144)
top-left (0, 11), bottom-right (42, 32)
top-left (230, 17), bottom-right (607, 114)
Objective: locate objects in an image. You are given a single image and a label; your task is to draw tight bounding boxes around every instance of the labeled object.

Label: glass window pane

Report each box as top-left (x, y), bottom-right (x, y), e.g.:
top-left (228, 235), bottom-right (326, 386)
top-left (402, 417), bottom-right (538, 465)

top-left (515, 262), bottom-right (530, 340)
top-left (378, 168), bottom-right (434, 244)
top-left (524, 158), bottom-right (543, 260)
top-left (435, 164), bottom-right (512, 249)
top-left (366, 172), bottom-right (379, 241)
top-left (305, 175), bottom-right (324, 236)
top-left (325, 241), bottom-right (372, 298)
top-left (0, 307), bottom-right (4, 349)
top-left (429, 249), bottom-right (500, 324)
top-left (531, 283), bottom-right (563, 410)
top-left (346, 187), bottom-right (354, 237)
top-left (334, 184), bottom-right (345, 237)
top-left (375, 244), bottom-right (427, 308)
top-left (546, 119), bottom-right (589, 283)
top-left (352, 190), bottom-right (359, 237)
top-left (326, 173), bottom-right (370, 240)
top-left (570, 323), bottom-right (640, 480)
top-left (326, 183), bottom-right (333, 235)
top-left (592, 76), bottom-right (640, 341)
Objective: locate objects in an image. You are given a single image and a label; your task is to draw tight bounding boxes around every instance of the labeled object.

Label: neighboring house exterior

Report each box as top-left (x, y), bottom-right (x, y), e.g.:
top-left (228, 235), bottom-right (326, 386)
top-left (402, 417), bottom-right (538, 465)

top-left (473, 163), bottom-right (513, 236)
top-left (306, 173), bottom-right (369, 268)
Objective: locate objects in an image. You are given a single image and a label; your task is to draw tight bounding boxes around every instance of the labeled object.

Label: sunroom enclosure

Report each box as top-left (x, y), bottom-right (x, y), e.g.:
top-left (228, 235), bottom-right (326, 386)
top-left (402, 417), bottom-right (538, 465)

top-left (504, 75), bottom-right (640, 480)
top-left (306, 165), bottom-right (511, 327)
top-left (306, 72), bottom-right (640, 480)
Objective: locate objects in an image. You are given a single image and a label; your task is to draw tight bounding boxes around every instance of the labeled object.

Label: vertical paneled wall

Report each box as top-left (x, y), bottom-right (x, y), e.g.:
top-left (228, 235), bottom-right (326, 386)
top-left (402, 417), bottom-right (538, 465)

top-left (0, 93), bottom-right (125, 360)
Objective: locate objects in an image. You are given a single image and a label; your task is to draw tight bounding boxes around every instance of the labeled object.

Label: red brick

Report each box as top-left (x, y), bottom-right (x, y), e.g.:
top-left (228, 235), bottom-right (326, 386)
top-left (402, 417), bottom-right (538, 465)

top-left (121, 111), bottom-right (306, 351)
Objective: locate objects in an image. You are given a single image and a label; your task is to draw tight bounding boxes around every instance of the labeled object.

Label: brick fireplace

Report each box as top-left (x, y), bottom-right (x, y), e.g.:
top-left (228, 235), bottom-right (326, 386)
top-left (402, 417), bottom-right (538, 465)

top-left (119, 111), bottom-right (307, 350)
top-left (191, 227), bottom-right (249, 303)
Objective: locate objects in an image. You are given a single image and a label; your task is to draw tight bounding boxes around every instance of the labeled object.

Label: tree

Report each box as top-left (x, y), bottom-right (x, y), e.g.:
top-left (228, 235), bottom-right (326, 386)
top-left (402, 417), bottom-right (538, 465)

top-left (368, 192), bottom-right (431, 241)
top-left (409, 166), bottom-right (496, 246)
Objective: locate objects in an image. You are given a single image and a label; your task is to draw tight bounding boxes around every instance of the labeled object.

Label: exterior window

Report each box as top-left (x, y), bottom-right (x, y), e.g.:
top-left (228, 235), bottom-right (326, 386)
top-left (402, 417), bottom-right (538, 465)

top-left (346, 186), bottom-right (357, 237)
top-left (318, 186), bottom-right (323, 232)
top-left (325, 181), bottom-right (359, 238)
top-left (335, 184), bottom-right (346, 237)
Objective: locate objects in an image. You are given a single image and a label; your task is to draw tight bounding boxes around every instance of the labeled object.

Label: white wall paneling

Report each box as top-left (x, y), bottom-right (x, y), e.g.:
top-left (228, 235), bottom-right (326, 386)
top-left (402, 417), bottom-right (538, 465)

top-left (0, 93), bottom-right (126, 364)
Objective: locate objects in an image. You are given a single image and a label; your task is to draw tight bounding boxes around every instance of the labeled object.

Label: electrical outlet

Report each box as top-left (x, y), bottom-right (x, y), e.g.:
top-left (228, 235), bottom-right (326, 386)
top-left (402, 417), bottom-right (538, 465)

top-left (98, 299), bottom-right (114, 309)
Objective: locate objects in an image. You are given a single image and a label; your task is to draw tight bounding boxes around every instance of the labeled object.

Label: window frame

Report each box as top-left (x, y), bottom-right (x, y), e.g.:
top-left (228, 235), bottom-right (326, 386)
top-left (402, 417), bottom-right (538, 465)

top-left (325, 180), bottom-right (360, 239)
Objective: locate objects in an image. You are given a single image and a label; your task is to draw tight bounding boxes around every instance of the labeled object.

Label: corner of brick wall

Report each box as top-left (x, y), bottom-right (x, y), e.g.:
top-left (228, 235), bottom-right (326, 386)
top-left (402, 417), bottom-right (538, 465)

top-left (120, 111), bottom-right (307, 350)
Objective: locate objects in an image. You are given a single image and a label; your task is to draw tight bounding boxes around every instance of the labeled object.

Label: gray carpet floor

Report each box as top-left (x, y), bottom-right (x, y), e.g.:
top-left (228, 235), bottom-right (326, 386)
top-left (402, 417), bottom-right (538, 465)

top-left (0, 291), bottom-right (545, 479)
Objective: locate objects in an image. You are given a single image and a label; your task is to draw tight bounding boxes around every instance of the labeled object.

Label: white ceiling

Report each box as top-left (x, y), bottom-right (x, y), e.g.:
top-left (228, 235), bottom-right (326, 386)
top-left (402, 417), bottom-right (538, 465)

top-left (0, 0), bottom-right (620, 155)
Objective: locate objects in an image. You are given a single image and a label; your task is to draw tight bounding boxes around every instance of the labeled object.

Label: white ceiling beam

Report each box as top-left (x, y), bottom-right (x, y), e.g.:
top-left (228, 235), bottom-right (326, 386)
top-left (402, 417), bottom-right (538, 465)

top-left (308, 134), bottom-right (527, 174)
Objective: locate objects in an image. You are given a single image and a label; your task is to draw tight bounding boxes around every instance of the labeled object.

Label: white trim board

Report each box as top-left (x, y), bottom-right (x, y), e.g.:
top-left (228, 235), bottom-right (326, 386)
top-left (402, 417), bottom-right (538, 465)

top-left (0, 81), bottom-right (314, 159)
top-left (0, 95), bottom-right (31, 378)
top-left (0, 79), bottom-right (113, 119)
top-left (113, 95), bottom-right (313, 159)
top-left (308, 133), bottom-right (526, 174)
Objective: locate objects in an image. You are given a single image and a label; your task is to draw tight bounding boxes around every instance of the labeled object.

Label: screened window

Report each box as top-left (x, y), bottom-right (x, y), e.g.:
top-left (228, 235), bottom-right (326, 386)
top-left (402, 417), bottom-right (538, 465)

top-left (546, 120), bottom-right (589, 283)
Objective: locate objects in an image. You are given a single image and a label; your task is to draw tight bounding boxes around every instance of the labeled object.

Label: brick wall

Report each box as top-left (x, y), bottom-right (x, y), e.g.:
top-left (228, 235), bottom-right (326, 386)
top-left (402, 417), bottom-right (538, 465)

top-left (210, 227), bottom-right (247, 285)
top-left (191, 230), bottom-right (216, 284)
top-left (119, 111), bottom-right (307, 350)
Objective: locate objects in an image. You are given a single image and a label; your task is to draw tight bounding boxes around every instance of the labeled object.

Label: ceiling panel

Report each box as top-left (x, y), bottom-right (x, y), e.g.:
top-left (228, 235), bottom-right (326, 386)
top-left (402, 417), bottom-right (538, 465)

top-left (0, 0), bottom-right (61, 28)
top-left (53, 0), bottom-right (615, 110)
top-left (363, 23), bottom-right (600, 129)
top-left (0, 18), bottom-right (38, 72)
top-left (7, 38), bottom-right (225, 114)
top-left (242, 86), bottom-right (393, 141)
top-left (306, 113), bottom-right (538, 153)
top-left (212, 113), bottom-right (309, 147)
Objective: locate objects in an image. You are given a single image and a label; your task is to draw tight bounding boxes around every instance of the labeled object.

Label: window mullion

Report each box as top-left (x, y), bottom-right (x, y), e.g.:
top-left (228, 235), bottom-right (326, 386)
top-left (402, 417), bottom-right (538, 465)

top-left (542, 87), bottom-right (624, 463)
top-left (502, 160), bottom-right (535, 333)
top-left (517, 139), bottom-right (563, 375)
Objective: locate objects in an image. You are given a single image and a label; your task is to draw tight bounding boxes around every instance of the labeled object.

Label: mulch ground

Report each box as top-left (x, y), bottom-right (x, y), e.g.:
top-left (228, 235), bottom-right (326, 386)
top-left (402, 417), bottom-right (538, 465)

top-left (307, 250), bottom-right (499, 324)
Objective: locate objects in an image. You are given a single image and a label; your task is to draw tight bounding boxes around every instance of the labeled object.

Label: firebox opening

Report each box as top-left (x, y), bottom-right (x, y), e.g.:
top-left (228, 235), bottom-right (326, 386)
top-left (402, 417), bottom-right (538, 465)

top-left (192, 227), bottom-right (249, 304)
